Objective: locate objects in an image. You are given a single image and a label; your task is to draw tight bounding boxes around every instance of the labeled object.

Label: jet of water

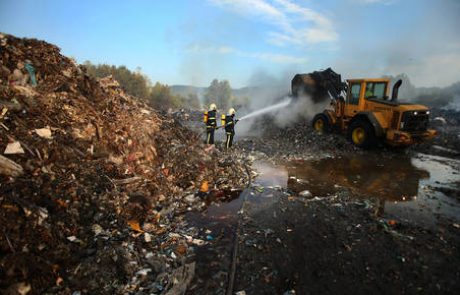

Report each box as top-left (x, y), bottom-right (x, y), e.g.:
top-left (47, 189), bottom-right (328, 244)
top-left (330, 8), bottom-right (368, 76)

top-left (239, 98), bottom-right (292, 121)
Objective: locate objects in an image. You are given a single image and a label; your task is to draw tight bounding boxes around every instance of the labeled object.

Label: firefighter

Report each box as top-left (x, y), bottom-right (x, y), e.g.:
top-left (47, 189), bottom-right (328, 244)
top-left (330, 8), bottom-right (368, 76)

top-left (222, 108), bottom-right (238, 149)
top-left (203, 103), bottom-right (217, 144)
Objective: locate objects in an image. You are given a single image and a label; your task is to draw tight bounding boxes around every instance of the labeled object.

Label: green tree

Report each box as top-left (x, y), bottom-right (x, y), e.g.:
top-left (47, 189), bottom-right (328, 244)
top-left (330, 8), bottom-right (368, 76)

top-left (83, 61), bottom-right (201, 110)
top-left (204, 79), bottom-right (219, 106)
top-left (204, 79), bottom-right (232, 111)
top-left (149, 82), bottom-right (172, 109)
top-left (148, 82), bottom-right (188, 110)
top-left (83, 61), bottom-right (150, 99)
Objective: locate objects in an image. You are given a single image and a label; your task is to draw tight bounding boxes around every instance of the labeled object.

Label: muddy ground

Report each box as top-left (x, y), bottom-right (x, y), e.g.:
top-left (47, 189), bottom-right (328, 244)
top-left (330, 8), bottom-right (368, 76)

top-left (181, 109), bottom-right (460, 295)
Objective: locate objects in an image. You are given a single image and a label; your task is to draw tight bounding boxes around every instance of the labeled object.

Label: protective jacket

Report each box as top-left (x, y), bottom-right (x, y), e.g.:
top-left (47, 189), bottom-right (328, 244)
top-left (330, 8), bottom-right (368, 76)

top-left (222, 114), bottom-right (236, 149)
top-left (204, 110), bottom-right (217, 129)
top-left (223, 114), bottom-right (235, 134)
top-left (204, 110), bottom-right (217, 144)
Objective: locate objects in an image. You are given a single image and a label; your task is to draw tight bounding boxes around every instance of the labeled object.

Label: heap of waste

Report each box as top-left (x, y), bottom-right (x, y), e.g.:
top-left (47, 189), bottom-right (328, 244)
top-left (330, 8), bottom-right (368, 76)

top-left (238, 117), bottom-right (355, 159)
top-left (0, 33), bottom-right (250, 294)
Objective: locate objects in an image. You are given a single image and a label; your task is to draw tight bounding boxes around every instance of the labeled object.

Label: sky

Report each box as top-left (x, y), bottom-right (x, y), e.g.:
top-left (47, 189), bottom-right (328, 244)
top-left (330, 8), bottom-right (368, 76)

top-left (1, 0), bottom-right (459, 88)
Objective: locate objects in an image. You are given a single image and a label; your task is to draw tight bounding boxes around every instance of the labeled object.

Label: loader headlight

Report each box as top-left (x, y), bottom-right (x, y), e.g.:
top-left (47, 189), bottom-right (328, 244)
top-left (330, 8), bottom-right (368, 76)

top-left (413, 111), bottom-right (418, 115)
top-left (426, 111), bottom-right (430, 115)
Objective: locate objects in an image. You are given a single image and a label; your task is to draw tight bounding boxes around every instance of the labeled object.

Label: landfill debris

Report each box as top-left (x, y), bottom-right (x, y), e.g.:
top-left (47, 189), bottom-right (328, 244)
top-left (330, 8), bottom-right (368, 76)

top-left (191, 238), bottom-right (206, 246)
top-left (66, 236), bottom-right (84, 245)
top-left (164, 262), bottom-right (195, 295)
top-left (185, 194), bottom-right (196, 203)
top-left (4, 141), bottom-right (24, 154)
top-left (0, 154), bottom-right (23, 176)
top-left (135, 268), bottom-right (152, 277)
top-left (387, 219), bottom-right (398, 226)
top-left (254, 186), bottom-right (264, 193)
top-left (379, 220), bottom-right (414, 241)
top-left (144, 233), bottom-right (152, 242)
top-left (5, 282), bottom-right (32, 295)
top-left (34, 127), bottom-right (52, 139)
top-left (91, 224), bottom-right (104, 236)
top-left (299, 190), bottom-right (312, 198)
top-left (200, 180), bottom-right (209, 193)
top-left (128, 220), bottom-right (144, 233)
top-left (0, 33), bottom-right (251, 294)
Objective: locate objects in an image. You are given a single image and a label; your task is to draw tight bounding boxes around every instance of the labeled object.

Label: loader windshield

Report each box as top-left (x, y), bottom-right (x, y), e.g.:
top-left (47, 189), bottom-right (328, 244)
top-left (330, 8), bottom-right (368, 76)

top-left (365, 82), bottom-right (387, 100)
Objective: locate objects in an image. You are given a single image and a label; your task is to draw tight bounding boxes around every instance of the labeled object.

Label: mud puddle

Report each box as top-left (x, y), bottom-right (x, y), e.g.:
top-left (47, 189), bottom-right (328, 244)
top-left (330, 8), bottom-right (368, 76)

top-left (262, 153), bottom-right (460, 226)
top-left (184, 188), bottom-right (247, 293)
top-left (184, 163), bottom-right (286, 292)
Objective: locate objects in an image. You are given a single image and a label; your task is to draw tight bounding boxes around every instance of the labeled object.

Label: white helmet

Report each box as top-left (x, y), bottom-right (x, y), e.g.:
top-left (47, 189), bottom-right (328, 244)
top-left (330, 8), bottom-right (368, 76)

top-left (209, 103), bottom-right (217, 111)
top-left (228, 108), bottom-right (236, 115)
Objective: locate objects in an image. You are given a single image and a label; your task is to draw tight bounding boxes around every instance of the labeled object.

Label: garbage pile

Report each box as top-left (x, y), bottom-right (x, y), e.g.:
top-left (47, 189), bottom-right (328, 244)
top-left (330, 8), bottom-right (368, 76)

top-left (240, 107), bottom-right (460, 158)
top-left (412, 107), bottom-right (460, 157)
top-left (430, 108), bottom-right (460, 149)
top-left (239, 116), bottom-right (355, 159)
top-left (0, 33), bottom-right (250, 294)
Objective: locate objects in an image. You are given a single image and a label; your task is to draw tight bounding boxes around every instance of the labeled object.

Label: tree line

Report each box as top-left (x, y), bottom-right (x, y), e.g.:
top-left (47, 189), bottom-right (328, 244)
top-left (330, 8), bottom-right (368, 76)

top-left (83, 61), bottom-right (250, 111)
top-left (83, 61), bottom-right (200, 110)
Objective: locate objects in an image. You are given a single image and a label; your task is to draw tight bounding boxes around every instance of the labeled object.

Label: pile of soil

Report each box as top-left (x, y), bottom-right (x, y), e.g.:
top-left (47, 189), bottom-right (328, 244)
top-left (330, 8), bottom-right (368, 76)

top-left (0, 34), bottom-right (249, 294)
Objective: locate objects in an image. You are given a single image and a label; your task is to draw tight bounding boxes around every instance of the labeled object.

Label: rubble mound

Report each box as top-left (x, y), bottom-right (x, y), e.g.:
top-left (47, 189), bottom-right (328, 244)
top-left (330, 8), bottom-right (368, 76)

top-left (0, 34), bottom-right (248, 294)
top-left (239, 115), bottom-right (355, 159)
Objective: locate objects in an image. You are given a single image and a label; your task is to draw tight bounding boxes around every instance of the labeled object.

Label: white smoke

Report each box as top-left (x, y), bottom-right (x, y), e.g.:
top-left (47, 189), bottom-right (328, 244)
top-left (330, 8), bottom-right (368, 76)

top-left (442, 95), bottom-right (460, 112)
top-left (235, 69), bottom-right (330, 137)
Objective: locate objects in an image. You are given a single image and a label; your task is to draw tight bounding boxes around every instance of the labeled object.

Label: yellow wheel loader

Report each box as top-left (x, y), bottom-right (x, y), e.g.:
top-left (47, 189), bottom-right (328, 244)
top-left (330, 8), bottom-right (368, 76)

top-left (292, 68), bottom-right (437, 149)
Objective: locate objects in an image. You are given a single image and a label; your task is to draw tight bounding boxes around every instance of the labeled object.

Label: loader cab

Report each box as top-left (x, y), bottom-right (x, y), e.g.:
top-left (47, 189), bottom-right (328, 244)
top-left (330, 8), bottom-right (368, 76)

top-left (344, 79), bottom-right (390, 117)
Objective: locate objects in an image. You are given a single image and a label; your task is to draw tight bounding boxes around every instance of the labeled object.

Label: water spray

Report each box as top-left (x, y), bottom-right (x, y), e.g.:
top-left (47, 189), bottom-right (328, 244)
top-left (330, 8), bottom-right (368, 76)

top-left (238, 98), bottom-right (292, 121)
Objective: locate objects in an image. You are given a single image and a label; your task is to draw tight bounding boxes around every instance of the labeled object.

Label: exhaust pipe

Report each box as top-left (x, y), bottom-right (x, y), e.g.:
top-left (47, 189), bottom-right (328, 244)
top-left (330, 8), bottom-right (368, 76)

top-left (391, 79), bottom-right (402, 101)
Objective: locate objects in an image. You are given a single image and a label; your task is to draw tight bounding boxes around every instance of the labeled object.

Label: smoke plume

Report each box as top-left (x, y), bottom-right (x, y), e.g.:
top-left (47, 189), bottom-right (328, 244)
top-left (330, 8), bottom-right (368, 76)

top-left (235, 69), bottom-right (329, 137)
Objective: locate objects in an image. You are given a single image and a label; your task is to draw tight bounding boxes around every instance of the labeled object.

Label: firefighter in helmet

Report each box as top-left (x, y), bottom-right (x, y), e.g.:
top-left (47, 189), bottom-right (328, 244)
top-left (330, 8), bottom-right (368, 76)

top-left (222, 108), bottom-right (238, 149)
top-left (203, 103), bottom-right (217, 144)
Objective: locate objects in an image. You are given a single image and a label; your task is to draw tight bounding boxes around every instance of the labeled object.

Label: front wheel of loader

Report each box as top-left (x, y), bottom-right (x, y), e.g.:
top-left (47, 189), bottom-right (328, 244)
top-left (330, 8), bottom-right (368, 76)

top-left (312, 114), bottom-right (330, 134)
top-left (347, 119), bottom-right (377, 149)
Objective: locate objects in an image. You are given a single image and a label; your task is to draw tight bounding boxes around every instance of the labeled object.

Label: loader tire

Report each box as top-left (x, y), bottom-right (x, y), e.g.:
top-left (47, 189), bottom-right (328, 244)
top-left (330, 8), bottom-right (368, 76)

top-left (348, 119), bottom-right (377, 149)
top-left (312, 114), bottom-right (330, 134)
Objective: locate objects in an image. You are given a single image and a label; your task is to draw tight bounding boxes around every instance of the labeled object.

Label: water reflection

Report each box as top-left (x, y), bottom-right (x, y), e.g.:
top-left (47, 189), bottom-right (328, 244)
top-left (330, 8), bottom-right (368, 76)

top-left (282, 154), bottom-right (460, 224)
top-left (286, 155), bottom-right (430, 202)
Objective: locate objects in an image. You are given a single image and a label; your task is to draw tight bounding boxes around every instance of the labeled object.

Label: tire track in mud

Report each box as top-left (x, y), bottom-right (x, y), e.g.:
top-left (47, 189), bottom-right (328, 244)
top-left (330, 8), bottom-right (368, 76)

top-left (226, 162), bottom-right (252, 295)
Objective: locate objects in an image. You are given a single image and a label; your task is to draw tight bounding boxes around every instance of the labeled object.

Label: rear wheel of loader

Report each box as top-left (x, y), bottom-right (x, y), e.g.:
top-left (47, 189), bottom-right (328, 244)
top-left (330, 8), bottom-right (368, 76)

top-left (312, 114), bottom-right (330, 134)
top-left (348, 119), bottom-right (377, 149)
